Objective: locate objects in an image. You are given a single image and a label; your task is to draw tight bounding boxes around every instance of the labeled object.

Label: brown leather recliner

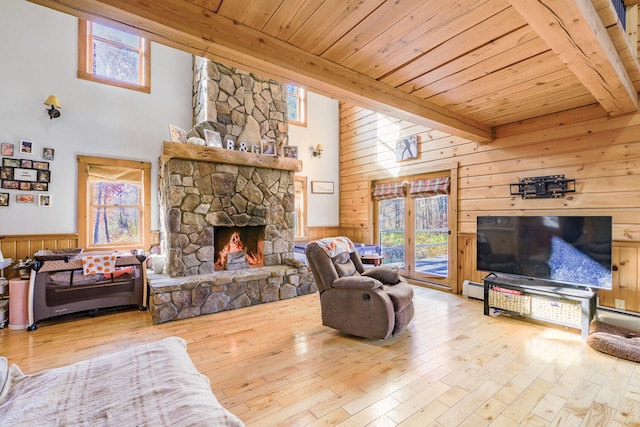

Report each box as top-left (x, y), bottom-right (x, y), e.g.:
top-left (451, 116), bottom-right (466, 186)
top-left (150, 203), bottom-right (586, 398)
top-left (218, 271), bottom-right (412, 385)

top-left (305, 237), bottom-right (414, 339)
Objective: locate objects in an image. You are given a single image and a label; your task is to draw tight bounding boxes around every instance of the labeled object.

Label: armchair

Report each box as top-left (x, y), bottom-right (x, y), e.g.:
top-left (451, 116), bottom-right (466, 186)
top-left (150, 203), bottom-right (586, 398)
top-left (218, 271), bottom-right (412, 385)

top-left (305, 237), bottom-right (414, 339)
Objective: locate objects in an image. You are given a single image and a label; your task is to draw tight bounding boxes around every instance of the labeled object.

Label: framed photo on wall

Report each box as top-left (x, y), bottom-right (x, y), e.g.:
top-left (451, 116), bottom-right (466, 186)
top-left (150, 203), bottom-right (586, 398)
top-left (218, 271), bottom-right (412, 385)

top-left (0, 193), bottom-right (8, 206)
top-left (20, 139), bottom-right (33, 155)
top-left (311, 181), bottom-right (334, 194)
top-left (395, 135), bottom-right (419, 161)
top-left (38, 194), bottom-right (51, 207)
top-left (1, 143), bottom-right (13, 156)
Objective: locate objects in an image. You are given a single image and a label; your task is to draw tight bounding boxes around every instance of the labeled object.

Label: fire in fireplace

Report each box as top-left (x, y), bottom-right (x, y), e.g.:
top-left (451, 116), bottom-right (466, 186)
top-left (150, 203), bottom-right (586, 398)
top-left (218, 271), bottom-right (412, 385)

top-left (214, 226), bottom-right (265, 270)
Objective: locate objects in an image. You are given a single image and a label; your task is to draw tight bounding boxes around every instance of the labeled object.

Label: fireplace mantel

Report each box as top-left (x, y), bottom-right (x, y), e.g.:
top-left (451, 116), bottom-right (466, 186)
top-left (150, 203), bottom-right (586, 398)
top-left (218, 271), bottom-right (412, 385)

top-left (161, 141), bottom-right (302, 172)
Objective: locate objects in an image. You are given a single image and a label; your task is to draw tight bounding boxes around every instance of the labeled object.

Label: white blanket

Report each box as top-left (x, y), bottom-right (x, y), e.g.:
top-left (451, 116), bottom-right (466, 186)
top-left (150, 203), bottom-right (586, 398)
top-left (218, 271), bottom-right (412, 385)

top-left (0, 337), bottom-right (243, 426)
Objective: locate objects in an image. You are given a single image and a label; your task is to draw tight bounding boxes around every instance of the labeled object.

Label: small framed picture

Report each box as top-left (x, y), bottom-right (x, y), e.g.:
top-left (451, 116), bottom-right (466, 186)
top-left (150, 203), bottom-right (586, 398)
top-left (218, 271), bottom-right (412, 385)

top-left (283, 145), bottom-right (298, 159)
top-left (33, 161), bottom-right (49, 170)
top-left (168, 124), bottom-right (187, 143)
top-left (1, 180), bottom-right (18, 190)
top-left (204, 129), bottom-right (222, 148)
top-left (43, 147), bottom-right (55, 160)
top-left (0, 193), bottom-right (8, 206)
top-left (14, 168), bottom-right (37, 182)
top-left (38, 194), bottom-right (51, 207)
top-left (1, 143), bottom-right (13, 156)
top-left (19, 182), bottom-right (31, 191)
top-left (16, 194), bottom-right (34, 203)
top-left (261, 140), bottom-right (276, 155)
top-left (37, 170), bottom-right (50, 183)
top-left (311, 181), bottom-right (334, 194)
top-left (20, 140), bottom-right (33, 155)
top-left (20, 159), bottom-right (33, 168)
top-left (2, 158), bottom-right (20, 168)
top-left (0, 167), bottom-right (13, 180)
top-left (32, 182), bottom-right (48, 191)
top-left (395, 135), bottom-right (419, 161)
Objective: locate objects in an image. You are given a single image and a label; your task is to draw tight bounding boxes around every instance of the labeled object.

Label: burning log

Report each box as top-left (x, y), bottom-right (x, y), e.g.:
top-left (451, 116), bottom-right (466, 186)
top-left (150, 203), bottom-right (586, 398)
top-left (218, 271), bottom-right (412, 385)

top-left (225, 250), bottom-right (248, 270)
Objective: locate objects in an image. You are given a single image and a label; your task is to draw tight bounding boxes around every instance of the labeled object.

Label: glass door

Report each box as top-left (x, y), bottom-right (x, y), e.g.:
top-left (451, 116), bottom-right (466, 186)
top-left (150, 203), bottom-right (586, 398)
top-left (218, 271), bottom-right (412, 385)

top-left (413, 195), bottom-right (448, 279)
top-left (378, 197), bottom-right (406, 273)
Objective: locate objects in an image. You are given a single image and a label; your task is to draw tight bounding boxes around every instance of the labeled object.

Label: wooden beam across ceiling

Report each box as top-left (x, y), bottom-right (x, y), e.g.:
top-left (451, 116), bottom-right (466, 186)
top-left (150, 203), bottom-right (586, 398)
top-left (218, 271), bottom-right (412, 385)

top-left (508, 0), bottom-right (638, 116)
top-left (27, 0), bottom-right (494, 142)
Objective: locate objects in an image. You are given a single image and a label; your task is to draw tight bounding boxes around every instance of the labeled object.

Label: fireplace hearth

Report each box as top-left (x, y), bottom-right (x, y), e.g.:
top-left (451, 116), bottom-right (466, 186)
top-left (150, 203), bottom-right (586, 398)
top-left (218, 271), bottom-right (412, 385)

top-left (214, 226), bottom-right (265, 270)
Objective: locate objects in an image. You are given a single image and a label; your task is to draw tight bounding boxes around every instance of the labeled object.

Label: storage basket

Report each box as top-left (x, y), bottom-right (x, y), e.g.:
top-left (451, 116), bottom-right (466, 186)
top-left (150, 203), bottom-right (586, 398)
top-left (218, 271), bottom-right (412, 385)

top-left (489, 288), bottom-right (532, 314)
top-left (531, 296), bottom-right (581, 327)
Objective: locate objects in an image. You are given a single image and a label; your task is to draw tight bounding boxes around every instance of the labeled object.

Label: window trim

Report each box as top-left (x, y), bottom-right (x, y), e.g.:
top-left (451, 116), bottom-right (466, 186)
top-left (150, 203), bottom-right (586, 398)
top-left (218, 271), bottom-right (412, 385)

top-left (77, 155), bottom-right (151, 251)
top-left (77, 19), bottom-right (151, 94)
top-left (287, 85), bottom-right (307, 127)
top-left (294, 176), bottom-right (307, 241)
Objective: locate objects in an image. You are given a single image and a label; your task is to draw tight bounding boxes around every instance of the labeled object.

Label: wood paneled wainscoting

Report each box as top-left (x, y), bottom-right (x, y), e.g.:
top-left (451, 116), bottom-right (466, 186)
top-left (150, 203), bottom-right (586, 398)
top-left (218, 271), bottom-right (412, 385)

top-left (306, 226), bottom-right (370, 243)
top-left (457, 233), bottom-right (640, 314)
top-left (0, 234), bottom-right (79, 280)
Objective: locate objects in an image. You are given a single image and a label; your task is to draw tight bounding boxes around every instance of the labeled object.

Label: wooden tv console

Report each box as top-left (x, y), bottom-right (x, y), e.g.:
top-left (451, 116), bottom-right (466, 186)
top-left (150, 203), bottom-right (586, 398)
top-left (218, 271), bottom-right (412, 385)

top-left (483, 274), bottom-right (596, 338)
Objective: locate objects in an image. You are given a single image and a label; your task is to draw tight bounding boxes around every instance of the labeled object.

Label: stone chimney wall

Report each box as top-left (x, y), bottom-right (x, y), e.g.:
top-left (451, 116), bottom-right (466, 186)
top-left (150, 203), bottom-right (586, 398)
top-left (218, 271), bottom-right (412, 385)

top-left (192, 57), bottom-right (288, 149)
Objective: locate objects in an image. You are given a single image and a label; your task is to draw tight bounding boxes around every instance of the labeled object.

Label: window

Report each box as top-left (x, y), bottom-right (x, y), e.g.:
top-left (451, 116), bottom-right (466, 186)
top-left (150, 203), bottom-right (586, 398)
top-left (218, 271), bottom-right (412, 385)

top-left (77, 156), bottom-right (151, 251)
top-left (78, 19), bottom-right (151, 93)
top-left (287, 84), bottom-right (307, 126)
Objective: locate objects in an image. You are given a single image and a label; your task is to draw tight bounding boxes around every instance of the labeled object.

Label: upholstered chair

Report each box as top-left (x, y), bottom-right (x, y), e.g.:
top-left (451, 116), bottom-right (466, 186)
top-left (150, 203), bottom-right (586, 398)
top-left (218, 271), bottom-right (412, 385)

top-left (305, 237), bottom-right (414, 339)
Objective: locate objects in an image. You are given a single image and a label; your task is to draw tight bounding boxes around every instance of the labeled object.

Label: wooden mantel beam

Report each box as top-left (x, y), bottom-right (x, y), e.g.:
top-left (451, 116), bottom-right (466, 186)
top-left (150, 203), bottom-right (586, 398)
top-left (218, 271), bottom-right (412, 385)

top-left (508, 0), bottom-right (638, 116)
top-left (27, 0), bottom-right (493, 142)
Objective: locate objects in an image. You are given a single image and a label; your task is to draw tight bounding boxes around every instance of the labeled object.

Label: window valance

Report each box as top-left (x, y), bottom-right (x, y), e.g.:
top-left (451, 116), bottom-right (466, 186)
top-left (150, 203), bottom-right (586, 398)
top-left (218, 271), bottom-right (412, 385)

top-left (409, 177), bottom-right (450, 198)
top-left (372, 182), bottom-right (406, 200)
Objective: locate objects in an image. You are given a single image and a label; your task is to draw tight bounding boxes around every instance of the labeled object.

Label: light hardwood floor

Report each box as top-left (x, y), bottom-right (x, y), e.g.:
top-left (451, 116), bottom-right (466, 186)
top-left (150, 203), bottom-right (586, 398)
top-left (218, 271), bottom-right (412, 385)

top-left (2, 285), bottom-right (640, 426)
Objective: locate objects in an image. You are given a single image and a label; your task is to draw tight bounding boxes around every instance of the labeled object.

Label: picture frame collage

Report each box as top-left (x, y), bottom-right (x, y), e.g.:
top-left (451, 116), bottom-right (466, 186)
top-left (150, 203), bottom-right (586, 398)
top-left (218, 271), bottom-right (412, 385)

top-left (0, 140), bottom-right (54, 207)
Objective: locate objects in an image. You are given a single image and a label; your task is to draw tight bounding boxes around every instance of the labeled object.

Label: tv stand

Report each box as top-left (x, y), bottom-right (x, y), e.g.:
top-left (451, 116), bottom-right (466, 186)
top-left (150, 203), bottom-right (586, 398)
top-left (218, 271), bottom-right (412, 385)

top-left (483, 275), bottom-right (596, 338)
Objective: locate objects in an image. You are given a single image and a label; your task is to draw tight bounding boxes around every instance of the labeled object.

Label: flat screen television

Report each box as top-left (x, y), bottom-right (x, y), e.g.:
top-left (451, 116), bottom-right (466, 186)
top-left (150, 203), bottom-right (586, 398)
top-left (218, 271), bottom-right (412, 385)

top-left (477, 216), bottom-right (612, 290)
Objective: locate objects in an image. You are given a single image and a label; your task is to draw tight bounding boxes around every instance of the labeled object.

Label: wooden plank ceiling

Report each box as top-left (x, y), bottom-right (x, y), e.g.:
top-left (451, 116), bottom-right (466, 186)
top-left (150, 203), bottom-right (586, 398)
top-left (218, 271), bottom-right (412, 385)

top-left (29, 0), bottom-right (640, 142)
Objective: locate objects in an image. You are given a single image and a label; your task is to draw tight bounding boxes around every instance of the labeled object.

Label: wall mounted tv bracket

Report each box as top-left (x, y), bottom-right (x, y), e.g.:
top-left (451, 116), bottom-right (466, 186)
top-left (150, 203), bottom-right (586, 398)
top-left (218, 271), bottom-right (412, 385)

top-left (510, 175), bottom-right (575, 199)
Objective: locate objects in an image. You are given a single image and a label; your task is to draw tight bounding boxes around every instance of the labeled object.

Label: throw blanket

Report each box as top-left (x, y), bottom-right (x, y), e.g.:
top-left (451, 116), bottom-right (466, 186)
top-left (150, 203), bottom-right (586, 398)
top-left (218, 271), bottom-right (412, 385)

top-left (311, 236), bottom-right (356, 258)
top-left (81, 254), bottom-right (117, 275)
top-left (0, 337), bottom-right (243, 427)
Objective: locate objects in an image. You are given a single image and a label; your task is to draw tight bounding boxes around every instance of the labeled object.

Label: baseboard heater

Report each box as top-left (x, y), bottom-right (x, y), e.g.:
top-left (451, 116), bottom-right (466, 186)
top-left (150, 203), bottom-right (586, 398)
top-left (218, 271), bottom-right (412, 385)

top-left (462, 280), bottom-right (484, 300)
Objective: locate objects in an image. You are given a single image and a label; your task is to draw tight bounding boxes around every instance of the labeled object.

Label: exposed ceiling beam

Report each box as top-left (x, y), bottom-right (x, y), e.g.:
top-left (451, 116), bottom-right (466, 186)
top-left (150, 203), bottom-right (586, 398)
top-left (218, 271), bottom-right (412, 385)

top-left (27, 0), bottom-right (494, 142)
top-left (508, 0), bottom-right (638, 116)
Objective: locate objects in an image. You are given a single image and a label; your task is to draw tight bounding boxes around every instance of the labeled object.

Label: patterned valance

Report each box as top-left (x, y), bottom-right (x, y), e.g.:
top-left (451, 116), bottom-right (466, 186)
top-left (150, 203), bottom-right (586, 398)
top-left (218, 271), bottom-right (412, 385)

top-left (409, 177), bottom-right (450, 198)
top-left (372, 182), bottom-right (406, 200)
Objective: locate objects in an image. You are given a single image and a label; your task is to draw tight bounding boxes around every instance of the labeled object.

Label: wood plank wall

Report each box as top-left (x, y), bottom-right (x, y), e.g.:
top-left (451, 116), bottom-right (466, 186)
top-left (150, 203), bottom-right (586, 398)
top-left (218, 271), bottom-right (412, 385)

top-left (0, 231), bottom-right (161, 281)
top-left (0, 234), bottom-right (78, 280)
top-left (339, 102), bottom-right (640, 313)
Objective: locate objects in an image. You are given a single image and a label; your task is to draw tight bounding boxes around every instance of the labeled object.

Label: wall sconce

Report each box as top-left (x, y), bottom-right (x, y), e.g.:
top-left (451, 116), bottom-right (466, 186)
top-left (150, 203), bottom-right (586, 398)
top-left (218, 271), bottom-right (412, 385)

top-left (312, 144), bottom-right (324, 158)
top-left (44, 95), bottom-right (61, 119)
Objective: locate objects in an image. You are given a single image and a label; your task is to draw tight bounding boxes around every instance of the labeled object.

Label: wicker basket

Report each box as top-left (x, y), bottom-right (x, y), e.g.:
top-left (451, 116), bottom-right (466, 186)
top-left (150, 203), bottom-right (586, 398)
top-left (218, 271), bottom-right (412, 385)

top-left (489, 288), bottom-right (532, 314)
top-left (531, 296), bottom-right (581, 327)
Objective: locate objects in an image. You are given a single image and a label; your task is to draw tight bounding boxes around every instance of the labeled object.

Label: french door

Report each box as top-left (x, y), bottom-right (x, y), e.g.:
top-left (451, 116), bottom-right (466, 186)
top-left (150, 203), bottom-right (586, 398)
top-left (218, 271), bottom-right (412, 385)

top-left (375, 172), bottom-right (456, 289)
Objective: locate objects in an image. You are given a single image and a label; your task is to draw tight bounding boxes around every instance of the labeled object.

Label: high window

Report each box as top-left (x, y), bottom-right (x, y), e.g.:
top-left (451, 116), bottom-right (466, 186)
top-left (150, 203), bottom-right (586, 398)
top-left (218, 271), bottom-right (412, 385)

top-left (287, 84), bottom-right (307, 127)
top-left (77, 156), bottom-right (151, 251)
top-left (78, 19), bottom-right (151, 93)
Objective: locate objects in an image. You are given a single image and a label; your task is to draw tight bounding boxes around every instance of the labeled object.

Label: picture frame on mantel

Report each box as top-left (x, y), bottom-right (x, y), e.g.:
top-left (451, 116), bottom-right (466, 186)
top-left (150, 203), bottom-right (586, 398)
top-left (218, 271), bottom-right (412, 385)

top-left (311, 181), bottom-right (334, 194)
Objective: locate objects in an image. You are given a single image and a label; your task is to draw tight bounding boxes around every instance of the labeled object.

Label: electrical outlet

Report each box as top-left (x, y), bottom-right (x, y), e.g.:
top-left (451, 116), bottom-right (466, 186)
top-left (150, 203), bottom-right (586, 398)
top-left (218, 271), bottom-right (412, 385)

top-left (615, 299), bottom-right (626, 310)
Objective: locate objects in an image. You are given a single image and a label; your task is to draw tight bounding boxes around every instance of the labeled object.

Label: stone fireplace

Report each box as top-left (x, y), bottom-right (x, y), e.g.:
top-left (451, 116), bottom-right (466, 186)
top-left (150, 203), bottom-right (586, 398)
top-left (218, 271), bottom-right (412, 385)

top-left (148, 143), bottom-right (315, 324)
top-left (146, 58), bottom-right (316, 325)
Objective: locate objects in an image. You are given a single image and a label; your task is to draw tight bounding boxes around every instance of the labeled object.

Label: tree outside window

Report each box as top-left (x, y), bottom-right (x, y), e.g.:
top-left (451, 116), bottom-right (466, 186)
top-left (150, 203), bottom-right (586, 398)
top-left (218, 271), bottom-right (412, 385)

top-left (77, 156), bottom-right (151, 251)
